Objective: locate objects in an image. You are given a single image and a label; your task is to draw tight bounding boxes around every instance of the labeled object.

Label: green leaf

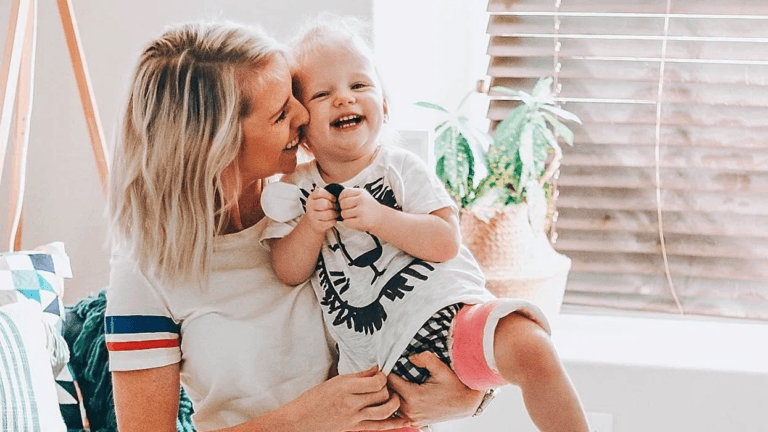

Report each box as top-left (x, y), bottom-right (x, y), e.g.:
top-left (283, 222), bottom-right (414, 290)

top-left (541, 112), bottom-right (573, 147)
top-left (490, 85), bottom-right (519, 96)
top-left (531, 77), bottom-right (553, 100)
top-left (433, 126), bottom-right (455, 161)
top-left (415, 101), bottom-right (450, 113)
top-left (518, 123), bottom-right (535, 179)
top-left (493, 105), bottom-right (526, 155)
top-left (540, 104), bottom-right (582, 124)
top-left (455, 117), bottom-right (490, 166)
top-left (517, 90), bottom-right (535, 107)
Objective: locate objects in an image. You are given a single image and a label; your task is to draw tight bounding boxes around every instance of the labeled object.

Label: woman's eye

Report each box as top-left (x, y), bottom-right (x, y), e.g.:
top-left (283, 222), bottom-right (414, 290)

top-left (275, 110), bottom-right (287, 123)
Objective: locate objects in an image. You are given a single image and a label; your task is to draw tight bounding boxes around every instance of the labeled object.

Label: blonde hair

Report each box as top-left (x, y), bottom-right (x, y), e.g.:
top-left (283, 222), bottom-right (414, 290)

top-left (108, 21), bottom-right (283, 287)
top-left (290, 13), bottom-right (376, 70)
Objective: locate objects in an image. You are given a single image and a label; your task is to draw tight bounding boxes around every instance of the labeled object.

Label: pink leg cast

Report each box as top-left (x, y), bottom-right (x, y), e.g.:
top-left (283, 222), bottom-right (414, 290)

top-left (450, 301), bottom-right (508, 390)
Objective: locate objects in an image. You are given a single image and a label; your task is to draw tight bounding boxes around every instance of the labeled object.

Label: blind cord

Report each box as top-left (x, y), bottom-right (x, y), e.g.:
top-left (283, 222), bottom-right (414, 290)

top-left (549, 0), bottom-right (562, 244)
top-left (655, 0), bottom-right (684, 315)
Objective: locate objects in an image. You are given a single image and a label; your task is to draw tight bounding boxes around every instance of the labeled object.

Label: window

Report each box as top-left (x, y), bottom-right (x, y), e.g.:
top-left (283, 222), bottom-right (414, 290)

top-left (486, 0), bottom-right (768, 320)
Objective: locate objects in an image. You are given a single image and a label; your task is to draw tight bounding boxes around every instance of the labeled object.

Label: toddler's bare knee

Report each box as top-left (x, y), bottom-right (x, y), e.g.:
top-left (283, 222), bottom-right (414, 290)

top-left (494, 313), bottom-right (559, 385)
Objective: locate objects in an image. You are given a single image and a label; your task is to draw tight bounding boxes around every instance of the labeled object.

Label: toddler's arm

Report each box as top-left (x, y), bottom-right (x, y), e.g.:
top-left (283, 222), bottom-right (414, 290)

top-left (339, 188), bottom-right (460, 263)
top-left (270, 187), bottom-right (338, 285)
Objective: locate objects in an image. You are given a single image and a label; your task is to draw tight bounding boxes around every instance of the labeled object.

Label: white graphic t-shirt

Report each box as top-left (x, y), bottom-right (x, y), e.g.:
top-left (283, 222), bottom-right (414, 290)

top-left (261, 145), bottom-right (494, 375)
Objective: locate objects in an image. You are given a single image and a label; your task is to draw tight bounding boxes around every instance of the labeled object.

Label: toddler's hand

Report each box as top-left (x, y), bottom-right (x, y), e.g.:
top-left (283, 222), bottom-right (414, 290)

top-left (304, 187), bottom-right (339, 234)
top-left (338, 188), bottom-right (383, 233)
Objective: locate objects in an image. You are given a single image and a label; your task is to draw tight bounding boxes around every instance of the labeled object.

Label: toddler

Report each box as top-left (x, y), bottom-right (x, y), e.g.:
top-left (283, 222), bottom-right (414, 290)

top-left (260, 17), bottom-right (588, 432)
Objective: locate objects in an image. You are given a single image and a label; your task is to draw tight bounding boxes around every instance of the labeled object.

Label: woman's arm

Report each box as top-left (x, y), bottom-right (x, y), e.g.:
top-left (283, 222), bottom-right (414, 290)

top-left (388, 351), bottom-right (485, 426)
top-left (112, 364), bottom-right (181, 432)
top-left (113, 364), bottom-right (412, 432)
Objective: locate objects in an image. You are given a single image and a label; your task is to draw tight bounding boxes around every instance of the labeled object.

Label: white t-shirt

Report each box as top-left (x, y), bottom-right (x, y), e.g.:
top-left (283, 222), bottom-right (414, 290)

top-left (105, 220), bottom-right (334, 431)
top-left (261, 145), bottom-right (494, 376)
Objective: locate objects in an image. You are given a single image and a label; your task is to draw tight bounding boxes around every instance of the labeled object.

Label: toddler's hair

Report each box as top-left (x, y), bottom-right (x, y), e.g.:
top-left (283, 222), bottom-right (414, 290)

top-left (290, 13), bottom-right (376, 72)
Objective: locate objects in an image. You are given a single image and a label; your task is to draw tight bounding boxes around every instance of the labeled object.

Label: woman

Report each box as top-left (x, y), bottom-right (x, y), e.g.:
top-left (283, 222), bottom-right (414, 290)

top-left (105, 21), bottom-right (484, 431)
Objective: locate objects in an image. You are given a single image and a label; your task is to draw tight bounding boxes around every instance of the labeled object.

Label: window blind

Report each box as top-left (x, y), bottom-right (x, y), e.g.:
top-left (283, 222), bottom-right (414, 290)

top-left (486, 0), bottom-right (768, 320)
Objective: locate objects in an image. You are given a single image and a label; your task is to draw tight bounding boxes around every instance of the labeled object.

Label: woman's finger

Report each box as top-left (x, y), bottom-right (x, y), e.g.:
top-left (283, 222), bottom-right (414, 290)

top-left (361, 386), bottom-right (392, 408)
top-left (358, 391), bottom-right (403, 422)
top-left (347, 371), bottom-right (388, 394)
top-left (387, 369), bottom-right (417, 395)
top-left (408, 351), bottom-right (447, 381)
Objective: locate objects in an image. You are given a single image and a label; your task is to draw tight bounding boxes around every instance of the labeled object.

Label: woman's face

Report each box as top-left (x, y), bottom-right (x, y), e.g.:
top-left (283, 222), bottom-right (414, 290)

top-left (236, 55), bottom-right (309, 185)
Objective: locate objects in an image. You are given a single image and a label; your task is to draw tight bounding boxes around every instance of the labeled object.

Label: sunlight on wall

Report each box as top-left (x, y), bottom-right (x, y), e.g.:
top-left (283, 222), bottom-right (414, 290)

top-left (373, 0), bottom-right (490, 139)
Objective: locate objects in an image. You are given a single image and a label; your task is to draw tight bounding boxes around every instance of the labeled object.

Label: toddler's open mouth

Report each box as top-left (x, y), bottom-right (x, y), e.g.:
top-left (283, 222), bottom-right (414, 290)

top-left (331, 114), bottom-right (363, 129)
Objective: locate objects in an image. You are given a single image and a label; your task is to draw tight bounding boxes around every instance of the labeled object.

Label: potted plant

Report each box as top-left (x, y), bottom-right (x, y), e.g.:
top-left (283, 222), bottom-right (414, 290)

top-left (416, 77), bottom-right (581, 319)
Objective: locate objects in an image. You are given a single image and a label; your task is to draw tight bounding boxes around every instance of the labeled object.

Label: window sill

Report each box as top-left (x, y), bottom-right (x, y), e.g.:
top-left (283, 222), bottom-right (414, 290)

top-left (550, 310), bottom-right (768, 375)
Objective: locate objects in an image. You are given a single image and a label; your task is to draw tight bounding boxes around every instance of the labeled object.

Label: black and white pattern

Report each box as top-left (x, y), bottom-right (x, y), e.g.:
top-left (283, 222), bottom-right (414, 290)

top-left (261, 145), bottom-right (493, 376)
top-left (391, 303), bottom-right (462, 383)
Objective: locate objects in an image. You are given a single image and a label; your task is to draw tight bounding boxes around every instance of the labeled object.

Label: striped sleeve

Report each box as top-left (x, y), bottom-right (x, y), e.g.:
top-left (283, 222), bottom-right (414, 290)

top-left (105, 250), bottom-right (181, 371)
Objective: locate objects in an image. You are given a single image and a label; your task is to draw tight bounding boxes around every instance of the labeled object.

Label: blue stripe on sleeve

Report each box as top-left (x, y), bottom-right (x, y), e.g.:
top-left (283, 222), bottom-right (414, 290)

top-left (105, 316), bottom-right (180, 334)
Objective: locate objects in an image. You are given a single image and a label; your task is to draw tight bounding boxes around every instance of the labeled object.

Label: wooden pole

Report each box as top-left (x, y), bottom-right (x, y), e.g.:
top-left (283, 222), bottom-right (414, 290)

top-left (56, 0), bottom-right (109, 196)
top-left (0, 0), bottom-right (30, 183)
top-left (8, 0), bottom-right (36, 251)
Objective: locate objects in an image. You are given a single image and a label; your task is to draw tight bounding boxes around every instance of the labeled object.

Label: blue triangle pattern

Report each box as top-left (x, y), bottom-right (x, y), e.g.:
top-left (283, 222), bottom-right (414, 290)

top-left (44, 299), bottom-right (61, 316)
top-left (29, 254), bottom-right (54, 272)
top-left (11, 270), bottom-right (39, 290)
top-left (37, 274), bottom-right (55, 292)
top-left (19, 289), bottom-right (40, 303)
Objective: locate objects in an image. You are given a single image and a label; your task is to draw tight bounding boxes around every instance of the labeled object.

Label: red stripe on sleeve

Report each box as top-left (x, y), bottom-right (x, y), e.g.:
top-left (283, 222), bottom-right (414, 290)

top-left (106, 338), bottom-right (180, 351)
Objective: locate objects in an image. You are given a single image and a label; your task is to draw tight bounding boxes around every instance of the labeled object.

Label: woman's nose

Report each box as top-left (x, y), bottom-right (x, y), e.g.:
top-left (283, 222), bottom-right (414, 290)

top-left (294, 99), bottom-right (310, 127)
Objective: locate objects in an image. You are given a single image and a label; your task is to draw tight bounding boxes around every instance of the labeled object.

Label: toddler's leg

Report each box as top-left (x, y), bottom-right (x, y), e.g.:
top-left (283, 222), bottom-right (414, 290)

top-left (494, 313), bottom-right (588, 432)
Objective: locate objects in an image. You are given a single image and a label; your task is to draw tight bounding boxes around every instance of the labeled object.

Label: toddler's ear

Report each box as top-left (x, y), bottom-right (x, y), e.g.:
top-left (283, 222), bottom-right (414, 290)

top-left (383, 96), bottom-right (389, 123)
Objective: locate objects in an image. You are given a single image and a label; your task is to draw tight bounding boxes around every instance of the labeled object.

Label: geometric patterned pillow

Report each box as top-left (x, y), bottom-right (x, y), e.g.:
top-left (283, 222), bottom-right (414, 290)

top-left (0, 242), bottom-right (78, 428)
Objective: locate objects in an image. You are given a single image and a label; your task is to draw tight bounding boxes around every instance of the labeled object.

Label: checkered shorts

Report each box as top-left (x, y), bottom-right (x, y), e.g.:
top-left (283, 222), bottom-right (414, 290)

top-left (391, 303), bottom-right (463, 384)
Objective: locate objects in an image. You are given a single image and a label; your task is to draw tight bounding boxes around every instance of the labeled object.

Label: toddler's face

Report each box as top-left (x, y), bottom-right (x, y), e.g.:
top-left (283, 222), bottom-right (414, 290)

top-left (294, 43), bottom-right (386, 165)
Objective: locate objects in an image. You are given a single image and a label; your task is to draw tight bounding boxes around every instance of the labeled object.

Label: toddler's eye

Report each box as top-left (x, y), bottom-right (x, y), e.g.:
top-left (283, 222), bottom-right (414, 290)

top-left (275, 110), bottom-right (287, 123)
top-left (351, 83), bottom-right (367, 90)
top-left (311, 91), bottom-right (328, 100)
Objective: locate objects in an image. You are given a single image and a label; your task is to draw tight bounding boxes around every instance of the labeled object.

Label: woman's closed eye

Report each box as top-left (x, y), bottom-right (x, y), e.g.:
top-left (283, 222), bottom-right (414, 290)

top-left (275, 110), bottom-right (287, 123)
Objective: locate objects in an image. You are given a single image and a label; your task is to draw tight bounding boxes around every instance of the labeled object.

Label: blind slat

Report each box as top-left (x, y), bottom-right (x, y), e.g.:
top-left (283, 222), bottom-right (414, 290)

top-left (567, 252), bottom-right (768, 281)
top-left (559, 166), bottom-right (768, 193)
top-left (557, 188), bottom-right (768, 215)
top-left (488, 15), bottom-right (768, 39)
top-left (489, 37), bottom-right (768, 62)
top-left (488, 0), bottom-right (768, 16)
top-left (556, 209), bottom-right (768, 239)
top-left (489, 101), bottom-right (768, 126)
top-left (559, 145), bottom-right (768, 172)
top-left (556, 233), bottom-right (768, 260)
top-left (489, 58), bottom-right (768, 85)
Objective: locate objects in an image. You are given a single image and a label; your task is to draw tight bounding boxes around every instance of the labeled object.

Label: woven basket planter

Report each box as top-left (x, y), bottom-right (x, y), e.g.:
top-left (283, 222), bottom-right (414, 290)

top-left (460, 203), bottom-right (571, 322)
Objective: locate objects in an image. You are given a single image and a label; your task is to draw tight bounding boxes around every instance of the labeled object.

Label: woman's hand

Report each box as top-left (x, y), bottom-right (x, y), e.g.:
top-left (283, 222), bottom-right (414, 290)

top-left (285, 366), bottom-right (412, 432)
top-left (387, 351), bottom-right (485, 427)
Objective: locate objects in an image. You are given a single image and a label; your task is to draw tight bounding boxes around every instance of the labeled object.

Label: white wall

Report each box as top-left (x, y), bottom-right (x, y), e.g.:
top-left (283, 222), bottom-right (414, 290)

top-left (434, 362), bottom-right (768, 432)
top-left (373, 0), bottom-right (490, 136)
top-left (0, 0), bottom-right (373, 303)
